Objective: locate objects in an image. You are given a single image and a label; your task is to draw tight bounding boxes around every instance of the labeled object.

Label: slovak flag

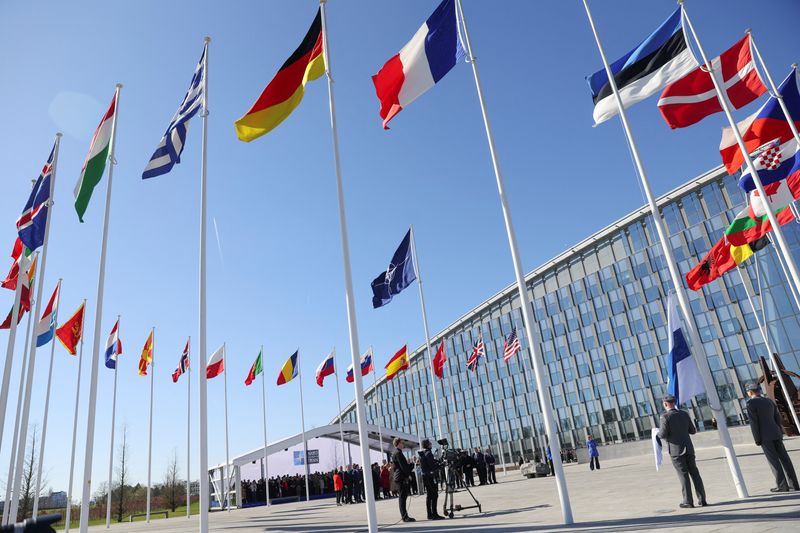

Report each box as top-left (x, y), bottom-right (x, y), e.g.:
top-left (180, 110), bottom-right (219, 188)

top-left (35, 281), bottom-right (60, 347)
top-left (371, 0), bottom-right (464, 129)
top-left (316, 351), bottom-right (335, 387)
top-left (346, 350), bottom-right (374, 383)
top-left (666, 293), bottom-right (704, 407)
top-left (105, 319), bottom-right (122, 370)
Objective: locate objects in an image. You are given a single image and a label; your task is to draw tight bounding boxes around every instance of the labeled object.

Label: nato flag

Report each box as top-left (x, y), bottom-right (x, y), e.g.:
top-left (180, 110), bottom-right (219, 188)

top-left (371, 229), bottom-right (417, 308)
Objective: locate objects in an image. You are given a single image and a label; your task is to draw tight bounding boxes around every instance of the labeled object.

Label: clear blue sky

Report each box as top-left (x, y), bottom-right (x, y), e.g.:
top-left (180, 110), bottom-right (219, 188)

top-left (0, 0), bottom-right (797, 496)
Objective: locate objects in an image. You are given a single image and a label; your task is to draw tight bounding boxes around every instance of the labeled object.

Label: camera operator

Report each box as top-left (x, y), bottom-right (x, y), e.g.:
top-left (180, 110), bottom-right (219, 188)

top-left (420, 439), bottom-right (445, 520)
top-left (391, 437), bottom-right (416, 522)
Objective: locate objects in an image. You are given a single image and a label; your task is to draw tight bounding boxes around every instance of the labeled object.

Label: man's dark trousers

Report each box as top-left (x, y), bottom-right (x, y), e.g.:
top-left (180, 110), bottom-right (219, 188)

top-left (671, 453), bottom-right (706, 505)
top-left (423, 475), bottom-right (438, 518)
top-left (762, 438), bottom-right (799, 490)
top-left (398, 480), bottom-right (411, 520)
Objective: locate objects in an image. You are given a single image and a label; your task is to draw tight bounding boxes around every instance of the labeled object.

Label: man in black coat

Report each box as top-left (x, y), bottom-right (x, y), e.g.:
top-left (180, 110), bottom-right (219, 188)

top-left (474, 448), bottom-right (487, 485)
top-left (658, 394), bottom-right (707, 508)
top-left (391, 438), bottom-right (415, 522)
top-left (746, 384), bottom-right (799, 492)
top-left (420, 439), bottom-right (444, 520)
top-left (462, 453), bottom-right (476, 487)
top-left (485, 448), bottom-right (497, 484)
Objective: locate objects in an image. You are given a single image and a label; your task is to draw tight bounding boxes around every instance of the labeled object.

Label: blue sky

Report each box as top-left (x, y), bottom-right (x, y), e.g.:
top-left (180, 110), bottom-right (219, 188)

top-left (0, 0), bottom-right (797, 496)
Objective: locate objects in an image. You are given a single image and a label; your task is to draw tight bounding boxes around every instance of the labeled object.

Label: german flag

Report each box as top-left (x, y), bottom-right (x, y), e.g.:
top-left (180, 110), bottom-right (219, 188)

top-left (235, 9), bottom-right (325, 142)
top-left (385, 345), bottom-right (410, 381)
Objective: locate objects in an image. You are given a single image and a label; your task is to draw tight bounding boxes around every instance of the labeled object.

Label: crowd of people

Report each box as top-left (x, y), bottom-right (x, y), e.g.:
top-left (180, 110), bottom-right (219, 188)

top-left (241, 471), bottom-right (336, 503)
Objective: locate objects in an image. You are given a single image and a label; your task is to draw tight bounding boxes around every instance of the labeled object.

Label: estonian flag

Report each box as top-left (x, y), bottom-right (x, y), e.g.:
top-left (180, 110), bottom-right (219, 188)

top-left (666, 293), bottom-right (704, 407)
top-left (587, 8), bottom-right (697, 125)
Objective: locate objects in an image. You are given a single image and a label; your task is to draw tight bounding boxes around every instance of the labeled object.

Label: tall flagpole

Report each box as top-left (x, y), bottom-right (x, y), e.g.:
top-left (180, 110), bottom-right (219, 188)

top-left (370, 349), bottom-right (385, 462)
top-left (332, 347), bottom-right (347, 468)
top-left (298, 362), bottom-right (310, 502)
top-left (318, 1), bottom-right (377, 530)
top-left (582, 0), bottom-right (747, 499)
top-left (260, 346), bottom-right (270, 507)
top-left (186, 336), bottom-right (191, 518)
top-left (409, 226), bottom-right (444, 440)
top-left (456, 0), bottom-right (573, 522)
top-left (105, 317), bottom-right (120, 529)
top-left (198, 36), bottom-right (211, 533)
top-left (768, 237), bottom-right (800, 311)
top-left (222, 343), bottom-right (231, 511)
top-left (80, 83), bottom-right (123, 533)
top-left (146, 327), bottom-right (155, 522)
top-left (65, 300), bottom-right (87, 533)
top-left (478, 327), bottom-right (506, 476)
top-left (0, 252), bottom-right (27, 455)
top-left (33, 278), bottom-right (62, 517)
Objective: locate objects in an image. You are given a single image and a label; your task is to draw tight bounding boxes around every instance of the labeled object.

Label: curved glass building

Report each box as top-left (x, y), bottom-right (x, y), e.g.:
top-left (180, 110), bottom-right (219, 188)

top-left (337, 164), bottom-right (800, 462)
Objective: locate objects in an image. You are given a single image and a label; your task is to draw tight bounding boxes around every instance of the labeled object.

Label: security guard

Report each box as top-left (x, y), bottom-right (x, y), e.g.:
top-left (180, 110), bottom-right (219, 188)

top-left (420, 439), bottom-right (445, 520)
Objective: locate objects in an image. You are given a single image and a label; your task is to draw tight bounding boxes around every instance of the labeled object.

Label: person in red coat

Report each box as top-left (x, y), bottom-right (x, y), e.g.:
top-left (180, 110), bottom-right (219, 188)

top-left (380, 461), bottom-right (391, 499)
top-left (333, 468), bottom-right (344, 506)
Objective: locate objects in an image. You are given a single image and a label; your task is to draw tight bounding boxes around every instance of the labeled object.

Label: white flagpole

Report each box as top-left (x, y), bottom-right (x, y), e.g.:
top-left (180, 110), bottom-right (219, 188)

top-left (456, 0), bottom-right (573, 521)
top-left (80, 83), bottom-right (123, 533)
top-left (65, 300), bottom-right (86, 533)
top-left (478, 327), bottom-right (506, 477)
top-left (409, 226), bottom-right (444, 440)
top-left (222, 343), bottom-right (230, 512)
top-left (186, 337), bottom-right (191, 519)
top-left (749, 36), bottom-right (800, 149)
top-left (370, 349), bottom-right (385, 462)
top-left (582, 0), bottom-right (747, 499)
top-left (332, 348), bottom-right (347, 468)
top-left (0, 254), bottom-right (27, 455)
top-left (260, 346), bottom-right (270, 507)
top-left (297, 361), bottom-right (310, 502)
top-left (105, 317), bottom-right (120, 529)
top-left (3, 296), bottom-right (35, 526)
top-left (146, 328), bottom-right (155, 522)
top-left (317, 1), bottom-right (377, 530)
top-left (198, 36), bottom-right (211, 533)
top-left (33, 278), bottom-right (62, 517)
top-left (767, 237), bottom-right (800, 311)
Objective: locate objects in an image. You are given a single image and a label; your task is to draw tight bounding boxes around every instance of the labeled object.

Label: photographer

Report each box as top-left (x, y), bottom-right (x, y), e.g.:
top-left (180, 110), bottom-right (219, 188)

top-left (420, 439), bottom-right (445, 520)
top-left (391, 437), bottom-right (416, 522)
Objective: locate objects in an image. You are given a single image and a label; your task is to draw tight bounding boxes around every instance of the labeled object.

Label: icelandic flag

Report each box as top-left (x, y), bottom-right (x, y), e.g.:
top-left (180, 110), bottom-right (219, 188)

top-left (315, 351), bottom-right (335, 387)
top-left (35, 282), bottom-right (60, 347)
top-left (16, 145), bottom-right (56, 252)
top-left (371, 229), bottom-right (417, 308)
top-left (105, 319), bottom-right (122, 369)
top-left (346, 350), bottom-right (374, 383)
top-left (372, 0), bottom-right (464, 129)
top-left (666, 293), bottom-right (704, 407)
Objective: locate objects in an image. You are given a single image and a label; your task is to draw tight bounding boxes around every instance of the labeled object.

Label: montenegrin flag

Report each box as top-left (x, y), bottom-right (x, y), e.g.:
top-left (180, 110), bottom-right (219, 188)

top-left (277, 350), bottom-right (299, 386)
top-left (234, 9), bottom-right (325, 142)
top-left (207, 344), bottom-right (225, 379)
top-left (75, 91), bottom-right (116, 222)
top-left (385, 345), bottom-right (410, 381)
top-left (138, 329), bottom-right (154, 376)
top-left (55, 302), bottom-right (85, 356)
top-left (245, 350), bottom-right (263, 386)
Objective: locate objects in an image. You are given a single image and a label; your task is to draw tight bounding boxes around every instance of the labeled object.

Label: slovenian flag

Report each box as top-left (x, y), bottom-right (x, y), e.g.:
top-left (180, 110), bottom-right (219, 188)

top-left (104, 319), bottom-right (122, 370)
top-left (35, 281), bottom-right (60, 347)
top-left (315, 351), bottom-right (335, 387)
top-left (372, 0), bottom-right (464, 129)
top-left (346, 350), bottom-right (374, 383)
top-left (666, 294), bottom-right (704, 407)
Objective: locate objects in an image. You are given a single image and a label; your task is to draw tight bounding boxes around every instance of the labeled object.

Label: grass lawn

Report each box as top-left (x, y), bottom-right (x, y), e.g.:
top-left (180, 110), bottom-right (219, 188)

top-left (53, 501), bottom-right (201, 530)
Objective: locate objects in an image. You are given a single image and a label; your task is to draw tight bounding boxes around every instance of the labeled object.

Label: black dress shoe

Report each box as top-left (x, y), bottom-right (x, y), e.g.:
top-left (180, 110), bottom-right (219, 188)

top-left (679, 503), bottom-right (694, 509)
top-left (771, 487), bottom-right (790, 493)
top-left (402, 517), bottom-right (416, 522)
top-left (697, 500), bottom-right (708, 507)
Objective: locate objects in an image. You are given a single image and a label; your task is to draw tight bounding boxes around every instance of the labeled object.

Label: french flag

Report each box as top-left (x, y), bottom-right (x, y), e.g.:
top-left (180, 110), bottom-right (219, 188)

top-left (346, 350), bottom-right (374, 383)
top-left (104, 319), bottom-right (122, 370)
top-left (316, 351), bottom-right (335, 387)
top-left (372, 0), bottom-right (464, 129)
top-left (666, 294), bottom-right (704, 407)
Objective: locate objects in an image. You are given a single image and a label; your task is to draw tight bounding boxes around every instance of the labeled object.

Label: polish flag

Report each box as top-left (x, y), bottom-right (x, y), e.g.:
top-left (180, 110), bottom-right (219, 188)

top-left (207, 344), bottom-right (225, 379)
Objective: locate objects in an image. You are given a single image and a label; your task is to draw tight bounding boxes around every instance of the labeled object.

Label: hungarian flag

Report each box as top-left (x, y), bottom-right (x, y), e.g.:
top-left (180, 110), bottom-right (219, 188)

top-left (385, 345), bottom-right (409, 381)
top-left (138, 329), bottom-right (154, 376)
top-left (56, 302), bottom-right (85, 356)
top-left (245, 350), bottom-right (263, 386)
top-left (75, 92), bottom-right (116, 222)
top-left (432, 340), bottom-right (446, 379)
top-left (686, 236), bottom-right (769, 291)
top-left (658, 35), bottom-right (766, 129)
top-left (207, 344), bottom-right (225, 379)
top-left (725, 205), bottom-right (794, 247)
top-left (172, 339), bottom-right (190, 383)
top-left (234, 9), bottom-right (325, 142)
top-left (35, 281), bottom-right (60, 347)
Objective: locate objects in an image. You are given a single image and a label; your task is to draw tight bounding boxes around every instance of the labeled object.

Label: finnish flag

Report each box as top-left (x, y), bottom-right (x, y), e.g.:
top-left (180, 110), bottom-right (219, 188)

top-left (666, 293), bottom-right (705, 407)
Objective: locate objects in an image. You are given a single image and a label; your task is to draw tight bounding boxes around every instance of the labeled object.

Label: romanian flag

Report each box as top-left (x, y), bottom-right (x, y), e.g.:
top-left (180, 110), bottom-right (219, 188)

top-left (139, 329), bottom-right (154, 376)
top-left (277, 350), bottom-right (299, 386)
top-left (385, 345), bottom-right (410, 381)
top-left (55, 302), bottom-right (85, 356)
top-left (234, 9), bottom-right (325, 142)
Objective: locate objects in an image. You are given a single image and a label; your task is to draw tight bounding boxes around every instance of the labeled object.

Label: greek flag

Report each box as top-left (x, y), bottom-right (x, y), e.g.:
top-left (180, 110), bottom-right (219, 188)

top-left (142, 44), bottom-right (206, 179)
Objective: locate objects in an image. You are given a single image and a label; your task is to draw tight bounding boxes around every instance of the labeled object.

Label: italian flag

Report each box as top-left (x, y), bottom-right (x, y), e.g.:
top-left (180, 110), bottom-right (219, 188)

top-left (245, 350), bottom-right (263, 386)
top-left (74, 92), bottom-right (117, 222)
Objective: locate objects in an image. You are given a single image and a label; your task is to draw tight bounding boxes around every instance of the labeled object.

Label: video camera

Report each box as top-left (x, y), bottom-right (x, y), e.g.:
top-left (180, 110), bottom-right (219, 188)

top-left (436, 438), bottom-right (469, 469)
top-left (0, 514), bottom-right (60, 532)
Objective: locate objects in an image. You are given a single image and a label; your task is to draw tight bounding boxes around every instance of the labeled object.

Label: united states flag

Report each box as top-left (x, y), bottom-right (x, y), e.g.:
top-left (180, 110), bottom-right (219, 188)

top-left (503, 328), bottom-right (521, 362)
top-left (143, 44), bottom-right (206, 179)
top-left (466, 336), bottom-right (484, 372)
top-left (172, 339), bottom-right (190, 383)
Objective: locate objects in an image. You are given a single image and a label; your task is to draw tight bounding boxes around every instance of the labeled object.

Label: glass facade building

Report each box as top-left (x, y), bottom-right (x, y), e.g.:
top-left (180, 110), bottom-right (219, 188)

top-left (337, 164), bottom-right (800, 462)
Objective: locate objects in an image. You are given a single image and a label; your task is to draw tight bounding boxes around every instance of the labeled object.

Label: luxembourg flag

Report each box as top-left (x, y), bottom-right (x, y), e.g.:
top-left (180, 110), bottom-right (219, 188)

top-left (104, 319), bottom-right (122, 370)
top-left (316, 351), bottom-right (335, 387)
top-left (35, 282), bottom-right (60, 347)
top-left (372, 0), bottom-right (464, 129)
top-left (666, 294), bottom-right (704, 407)
top-left (346, 350), bottom-right (375, 383)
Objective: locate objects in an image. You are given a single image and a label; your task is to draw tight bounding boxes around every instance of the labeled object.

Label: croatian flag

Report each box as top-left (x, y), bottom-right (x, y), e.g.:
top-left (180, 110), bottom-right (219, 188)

top-left (35, 282), bottom-right (60, 347)
top-left (666, 294), bottom-right (704, 407)
top-left (371, 0), bottom-right (464, 129)
top-left (346, 350), bottom-right (374, 383)
top-left (316, 351), bottom-right (335, 387)
top-left (105, 319), bottom-right (122, 370)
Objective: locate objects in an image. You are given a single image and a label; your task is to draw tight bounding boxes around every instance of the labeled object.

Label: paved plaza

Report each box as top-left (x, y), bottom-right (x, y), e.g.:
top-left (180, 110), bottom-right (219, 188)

top-left (86, 439), bottom-right (800, 532)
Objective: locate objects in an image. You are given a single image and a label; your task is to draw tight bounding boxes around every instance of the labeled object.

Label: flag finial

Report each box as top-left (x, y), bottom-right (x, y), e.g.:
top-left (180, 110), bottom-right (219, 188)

top-left (115, 83), bottom-right (123, 89)
top-left (204, 36), bottom-right (211, 44)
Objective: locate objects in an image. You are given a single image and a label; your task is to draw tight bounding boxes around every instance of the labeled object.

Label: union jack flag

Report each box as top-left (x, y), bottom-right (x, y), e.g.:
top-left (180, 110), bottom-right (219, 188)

top-left (466, 336), bottom-right (484, 372)
top-left (503, 328), bottom-right (521, 362)
top-left (16, 145), bottom-right (55, 252)
top-left (172, 339), bottom-right (190, 383)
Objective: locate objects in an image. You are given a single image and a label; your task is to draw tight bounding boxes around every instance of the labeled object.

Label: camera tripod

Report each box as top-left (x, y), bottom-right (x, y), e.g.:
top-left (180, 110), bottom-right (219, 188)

top-left (441, 465), bottom-right (482, 518)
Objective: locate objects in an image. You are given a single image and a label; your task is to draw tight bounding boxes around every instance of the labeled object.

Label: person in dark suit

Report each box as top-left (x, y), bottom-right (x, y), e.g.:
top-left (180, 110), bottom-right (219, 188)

top-left (462, 452), bottom-right (476, 486)
top-left (746, 383), bottom-right (799, 492)
top-left (391, 438), bottom-right (415, 522)
top-left (485, 448), bottom-right (497, 484)
top-left (419, 439), bottom-right (444, 520)
top-left (658, 394), bottom-right (707, 508)
top-left (474, 448), bottom-right (487, 485)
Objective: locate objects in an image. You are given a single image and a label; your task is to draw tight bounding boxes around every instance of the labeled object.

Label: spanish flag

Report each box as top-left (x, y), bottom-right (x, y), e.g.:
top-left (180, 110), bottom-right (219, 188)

top-left (139, 329), bottom-right (154, 376)
top-left (385, 345), bottom-right (410, 381)
top-left (277, 350), bottom-right (299, 386)
top-left (234, 9), bottom-right (325, 142)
